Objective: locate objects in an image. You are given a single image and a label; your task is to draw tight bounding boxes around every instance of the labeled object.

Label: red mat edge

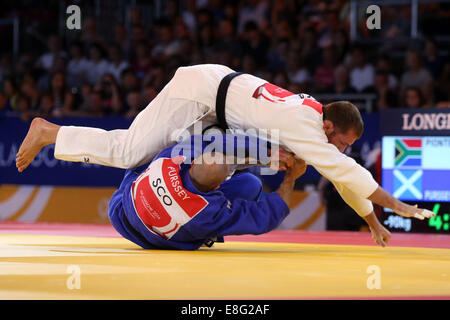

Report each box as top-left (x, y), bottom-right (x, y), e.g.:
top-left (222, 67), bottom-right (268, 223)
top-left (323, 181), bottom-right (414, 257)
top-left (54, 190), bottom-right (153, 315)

top-left (1, 222), bottom-right (450, 249)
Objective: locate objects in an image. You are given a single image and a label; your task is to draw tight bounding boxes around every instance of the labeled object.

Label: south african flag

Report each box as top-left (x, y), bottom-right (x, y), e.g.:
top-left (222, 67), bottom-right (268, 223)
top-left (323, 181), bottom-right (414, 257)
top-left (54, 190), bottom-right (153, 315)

top-left (395, 138), bottom-right (422, 167)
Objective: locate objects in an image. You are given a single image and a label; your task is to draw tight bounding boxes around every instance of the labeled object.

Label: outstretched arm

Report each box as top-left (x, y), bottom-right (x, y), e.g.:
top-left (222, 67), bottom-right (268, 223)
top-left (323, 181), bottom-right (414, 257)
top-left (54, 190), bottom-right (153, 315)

top-left (367, 186), bottom-right (435, 220)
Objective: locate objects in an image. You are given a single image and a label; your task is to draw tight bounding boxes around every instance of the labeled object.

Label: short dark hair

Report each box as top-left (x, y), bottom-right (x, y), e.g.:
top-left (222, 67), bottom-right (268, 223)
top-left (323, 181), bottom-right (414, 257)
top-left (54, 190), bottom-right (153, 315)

top-left (323, 101), bottom-right (364, 138)
top-left (403, 87), bottom-right (424, 107)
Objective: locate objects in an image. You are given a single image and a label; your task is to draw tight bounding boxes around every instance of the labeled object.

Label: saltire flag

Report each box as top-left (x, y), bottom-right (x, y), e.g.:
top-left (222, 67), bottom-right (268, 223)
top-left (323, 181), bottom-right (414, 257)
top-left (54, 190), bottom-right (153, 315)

top-left (393, 169), bottom-right (423, 200)
top-left (395, 138), bottom-right (422, 167)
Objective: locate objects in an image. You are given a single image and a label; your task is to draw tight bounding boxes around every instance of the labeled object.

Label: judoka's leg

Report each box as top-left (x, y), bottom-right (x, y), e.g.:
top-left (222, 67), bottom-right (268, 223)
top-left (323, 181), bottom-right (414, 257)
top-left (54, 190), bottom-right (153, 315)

top-left (17, 79), bottom-right (210, 171)
top-left (219, 171), bottom-right (263, 202)
top-left (16, 118), bottom-right (61, 172)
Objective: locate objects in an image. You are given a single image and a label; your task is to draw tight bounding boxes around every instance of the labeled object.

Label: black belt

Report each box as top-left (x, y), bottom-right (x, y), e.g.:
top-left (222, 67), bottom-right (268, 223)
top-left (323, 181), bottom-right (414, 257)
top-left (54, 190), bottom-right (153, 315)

top-left (215, 72), bottom-right (245, 131)
top-left (122, 211), bottom-right (151, 245)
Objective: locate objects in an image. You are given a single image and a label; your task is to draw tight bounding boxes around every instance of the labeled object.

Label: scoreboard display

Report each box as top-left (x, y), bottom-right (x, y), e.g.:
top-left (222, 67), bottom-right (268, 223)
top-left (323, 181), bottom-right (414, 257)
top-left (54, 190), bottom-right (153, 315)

top-left (380, 109), bottom-right (450, 234)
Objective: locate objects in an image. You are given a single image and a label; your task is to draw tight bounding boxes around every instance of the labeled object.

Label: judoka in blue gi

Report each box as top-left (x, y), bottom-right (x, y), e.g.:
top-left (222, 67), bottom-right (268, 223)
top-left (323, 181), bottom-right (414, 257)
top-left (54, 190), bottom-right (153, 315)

top-left (108, 133), bottom-right (306, 250)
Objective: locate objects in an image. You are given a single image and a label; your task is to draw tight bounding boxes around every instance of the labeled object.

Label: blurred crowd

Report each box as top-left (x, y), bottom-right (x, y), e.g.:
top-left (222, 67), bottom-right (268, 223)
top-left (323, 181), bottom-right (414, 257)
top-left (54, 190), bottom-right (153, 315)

top-left (1, 0), bottom-right (450, 122)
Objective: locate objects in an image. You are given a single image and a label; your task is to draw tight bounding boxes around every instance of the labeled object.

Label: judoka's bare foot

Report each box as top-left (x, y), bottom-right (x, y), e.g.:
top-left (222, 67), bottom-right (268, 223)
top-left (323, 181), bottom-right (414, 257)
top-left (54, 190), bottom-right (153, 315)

top-left (16, 117), bottom-right (60, 172)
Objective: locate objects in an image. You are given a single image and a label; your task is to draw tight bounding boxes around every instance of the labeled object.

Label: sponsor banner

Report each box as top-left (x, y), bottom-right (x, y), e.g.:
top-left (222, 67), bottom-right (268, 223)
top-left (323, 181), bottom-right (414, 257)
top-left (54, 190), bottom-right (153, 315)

top-left (381, 108), bottom-right (450, 136)
top-left (0, 115), bottom-right (132, 186)
top-left (0, 184), bottom-right (115, 223)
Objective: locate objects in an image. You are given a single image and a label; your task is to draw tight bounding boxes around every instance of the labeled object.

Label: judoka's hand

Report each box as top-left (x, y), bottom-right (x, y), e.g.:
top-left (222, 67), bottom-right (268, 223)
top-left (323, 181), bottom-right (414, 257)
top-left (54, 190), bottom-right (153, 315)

top-left (363, 212), bottom-right (391, 247)
top-left (286, 157), bottom-right (307, 179)
top-left (370, 224), bottom-right (391, 247)
top-left (394, 203), bottom-right (436, 220)
top-left (368, 187), bottom-right (436, 221)
top-left (268, 148), bottom-right (295, 171)
top-left (276, 157), bottom-right (305, 205)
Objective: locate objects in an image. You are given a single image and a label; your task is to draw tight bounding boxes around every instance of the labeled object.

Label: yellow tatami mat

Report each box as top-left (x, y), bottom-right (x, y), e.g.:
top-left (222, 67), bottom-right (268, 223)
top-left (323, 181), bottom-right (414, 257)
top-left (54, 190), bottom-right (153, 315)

top-left (1, 233), bottom-right (449, 299)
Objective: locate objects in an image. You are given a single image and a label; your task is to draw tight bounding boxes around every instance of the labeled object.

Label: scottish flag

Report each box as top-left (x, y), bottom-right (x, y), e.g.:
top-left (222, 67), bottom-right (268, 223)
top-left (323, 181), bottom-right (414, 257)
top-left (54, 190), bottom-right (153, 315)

top-left (393, 169), bottom-right (423, 200)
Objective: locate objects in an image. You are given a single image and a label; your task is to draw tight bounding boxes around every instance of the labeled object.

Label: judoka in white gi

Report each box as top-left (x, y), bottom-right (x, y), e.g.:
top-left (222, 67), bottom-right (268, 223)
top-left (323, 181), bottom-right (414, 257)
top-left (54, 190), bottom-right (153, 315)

top-left (16, 64), bottom-right (435, 247)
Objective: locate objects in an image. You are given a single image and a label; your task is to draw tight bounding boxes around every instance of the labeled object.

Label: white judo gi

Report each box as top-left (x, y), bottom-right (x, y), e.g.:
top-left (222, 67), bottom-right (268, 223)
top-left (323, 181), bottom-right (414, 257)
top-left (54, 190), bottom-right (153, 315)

top-left (54, 64), bottom-right (378, 217)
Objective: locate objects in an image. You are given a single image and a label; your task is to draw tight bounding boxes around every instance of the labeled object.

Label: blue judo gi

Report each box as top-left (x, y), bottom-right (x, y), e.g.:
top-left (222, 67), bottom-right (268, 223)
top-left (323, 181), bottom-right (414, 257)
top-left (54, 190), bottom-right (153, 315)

top-left (108, 134), bottom-right (290, 250)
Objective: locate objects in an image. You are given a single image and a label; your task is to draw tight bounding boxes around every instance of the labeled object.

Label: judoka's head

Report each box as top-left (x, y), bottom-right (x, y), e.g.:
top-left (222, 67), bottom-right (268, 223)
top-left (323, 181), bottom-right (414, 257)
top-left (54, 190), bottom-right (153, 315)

top-left (189, 152), bottom-right (230, 193)
top-left (322, 101), bottom-right (363, 153)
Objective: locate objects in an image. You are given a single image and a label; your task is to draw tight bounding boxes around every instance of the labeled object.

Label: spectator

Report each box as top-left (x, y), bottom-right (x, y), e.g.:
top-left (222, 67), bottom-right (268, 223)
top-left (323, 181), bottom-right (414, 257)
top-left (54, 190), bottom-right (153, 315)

top-left (215, 18), bottom-right (242, 66)
top-left (0, 55), bottom-right (13, 83)
top-left (132, 41), bottom-right (153, 80)
top-left (141, 85), bottom-right (158, 105)
top-left (240, 21), bottom-right (269, 68)
top-left (371, 70), bottom-right (398, 110)
top-left (128, 7), bottom-right (144, 28)
top-left (424, 38), bottom-right (444, 79)
top-left (297, 27), bottom-right (321, 74)
top-left (400, 49), bottom-right (433, 105)
top-left (237, 0), bottom-right (269, 33)
top-left (77, 84), bottom-right (93, 113)
top-left (125, 90), bottom-right (142, 118)
top-left (197, 24), bottom-right (216, 59)
top-left (0, 92), bottom-right (6, 113)
top-left (114, 23), bottom-right (131, 59)
top-left (17, 95), bottom-right (32, 121)
top-left (332, 64), bottom-right (355, 94)
top-left (120, 68), bottom-right (140, 94)
top-left (142, 66), bottom-right (167, 92)
top-left (436, 58), bottom-right (450, 107)
top-left (86, 44), bottom-right (110, 85)
top-left (35, 35), bottom-right (67, 72)
top-left (241, 54), bottom-right (257, 76)
top-left (39, 93), bottom-right (54, 117)
top-left (333, 29), bottom-right (350, 64)
top-left (95, 73), bottom-right (123, 115)
top-left (272, 71), bottom-right (290, 90)
top-left (67, 41), bottom-right (89, 89)
top-left (2, 77), bottom-right (20, 112)
top-left (21, 80), bottom-right (41, 112)
top-left (36, 56), bottom-right (68, 93)
top-left (313, 45), bottom-right (338, 92)
top-left (49, 71), bottom-right (74, 116)
top-left (80, 18), bottom-right (105, 49)
top-left (152, 22), bottom-right (180, 59)
top-left (402, 87), bottom-right (426, 109)
top-left (130, 24), bottom-right (148, 49)
top-left (375, 55), bottom-right (398, 89)
top-left (349, 45), bottom-right (375, 93)
top-left (88, 90), bottom-right (106, 116)
top-left (107, 43), bottom-right (129, 82)
top-left (181, 0), bottom-right (197, 33)
top-left (286, 54), bottom-right (310, 90)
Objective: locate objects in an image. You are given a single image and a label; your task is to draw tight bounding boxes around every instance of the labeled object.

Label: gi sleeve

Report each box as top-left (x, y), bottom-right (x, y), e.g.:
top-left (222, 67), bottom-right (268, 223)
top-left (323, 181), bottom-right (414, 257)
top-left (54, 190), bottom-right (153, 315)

top-left (213, 192), bottom-right (290, 236)
top-left (331, 181), bottom-right (374, 217)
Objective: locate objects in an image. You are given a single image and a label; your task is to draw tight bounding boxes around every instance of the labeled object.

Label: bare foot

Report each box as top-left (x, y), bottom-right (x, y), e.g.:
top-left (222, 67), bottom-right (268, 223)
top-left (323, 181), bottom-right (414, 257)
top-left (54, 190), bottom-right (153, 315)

top-left (16, 118), bottom-right (59, 172)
